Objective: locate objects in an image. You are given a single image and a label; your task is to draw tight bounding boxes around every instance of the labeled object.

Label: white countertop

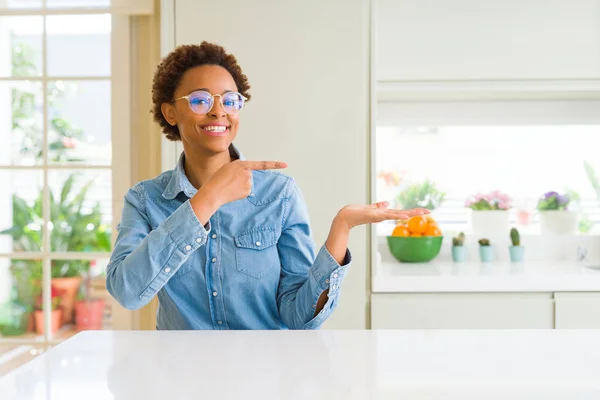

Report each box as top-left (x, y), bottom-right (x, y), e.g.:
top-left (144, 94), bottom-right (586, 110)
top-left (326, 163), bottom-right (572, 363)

top-left (2, 330), bottom-right (600, 399)
top-left (373, 261), bottom-right (600, 293)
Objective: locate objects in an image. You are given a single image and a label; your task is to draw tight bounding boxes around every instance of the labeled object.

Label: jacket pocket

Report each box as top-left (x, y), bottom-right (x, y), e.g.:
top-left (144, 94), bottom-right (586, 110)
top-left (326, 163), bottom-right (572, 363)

top-left (234, 227), bottom-right (279, 279)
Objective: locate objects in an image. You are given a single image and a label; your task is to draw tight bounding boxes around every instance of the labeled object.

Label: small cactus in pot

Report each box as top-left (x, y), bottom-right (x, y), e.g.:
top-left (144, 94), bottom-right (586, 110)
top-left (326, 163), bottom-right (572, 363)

top-left (451, 232), bottom-right (466, 262)
top-left (478, 238), bottom-right (494, 262)
top-left (509, 227), bottom-right (524, 262)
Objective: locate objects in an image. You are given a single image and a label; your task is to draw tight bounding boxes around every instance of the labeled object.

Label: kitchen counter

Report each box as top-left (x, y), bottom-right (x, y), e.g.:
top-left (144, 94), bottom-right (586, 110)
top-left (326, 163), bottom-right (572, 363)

top-left (2, 330), bottom-right (600, 399)
top-left (373, 261), bottom-right (600, 293)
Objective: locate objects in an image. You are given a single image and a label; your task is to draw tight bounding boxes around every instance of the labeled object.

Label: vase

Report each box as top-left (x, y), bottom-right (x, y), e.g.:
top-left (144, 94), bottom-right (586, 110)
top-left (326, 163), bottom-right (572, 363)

top-left (75, 299), bottom-right (105, 331)
top-left (509, 246), bottom-right (525, 262)
top-left (539, 210), bottom-right (578, 235)
top-left (470, 210), bottom-right (509, 241)
top-left (479, 246), bottom-right (494, 262)
top-left (51, 276), bottom-right (82, 324)
top-left (451, 246), bottom-right (466, 262)
top-left (34, 309), bottom-right (63, 335)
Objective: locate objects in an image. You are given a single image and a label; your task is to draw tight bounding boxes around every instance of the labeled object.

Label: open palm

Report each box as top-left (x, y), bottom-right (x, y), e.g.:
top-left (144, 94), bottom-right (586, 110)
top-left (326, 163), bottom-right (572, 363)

top-left (338, 201), bottom-right (430, 229)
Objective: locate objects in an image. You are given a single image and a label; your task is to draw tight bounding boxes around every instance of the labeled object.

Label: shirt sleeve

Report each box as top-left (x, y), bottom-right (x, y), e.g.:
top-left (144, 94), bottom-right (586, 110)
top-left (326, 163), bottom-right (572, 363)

top-left (276, 178), bottom-right (352, 329)
top-left (106, 185), bottom-right (210, 310)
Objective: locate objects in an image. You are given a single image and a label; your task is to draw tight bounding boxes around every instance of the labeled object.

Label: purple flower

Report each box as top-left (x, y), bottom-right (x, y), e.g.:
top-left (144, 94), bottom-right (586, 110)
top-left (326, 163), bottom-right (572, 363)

top-left (544, 191), bottom-right (559, 199)
top-left (557, 194), bottom-right (569, 205)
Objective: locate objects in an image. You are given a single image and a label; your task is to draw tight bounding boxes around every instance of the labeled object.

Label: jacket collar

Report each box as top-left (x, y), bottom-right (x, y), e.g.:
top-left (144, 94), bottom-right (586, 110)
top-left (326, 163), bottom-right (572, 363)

top-left (161, 144), bottom-right (248, 200)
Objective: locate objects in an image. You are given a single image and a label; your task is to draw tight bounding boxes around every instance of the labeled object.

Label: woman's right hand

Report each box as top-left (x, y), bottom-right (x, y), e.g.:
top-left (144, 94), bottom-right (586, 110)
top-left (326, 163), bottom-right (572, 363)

top-left (190, 160), bottom-right (288, 224)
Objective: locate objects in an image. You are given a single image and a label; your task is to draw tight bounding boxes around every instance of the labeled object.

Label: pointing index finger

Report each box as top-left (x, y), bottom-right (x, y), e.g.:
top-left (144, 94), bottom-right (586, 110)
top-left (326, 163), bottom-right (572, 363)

top-left (243, 161), bottom-right (288, 170)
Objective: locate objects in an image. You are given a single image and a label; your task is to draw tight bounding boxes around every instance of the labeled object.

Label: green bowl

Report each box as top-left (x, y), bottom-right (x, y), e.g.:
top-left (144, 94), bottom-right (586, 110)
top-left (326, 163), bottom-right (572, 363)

top-left (386, 236), bottom-right (444, 263)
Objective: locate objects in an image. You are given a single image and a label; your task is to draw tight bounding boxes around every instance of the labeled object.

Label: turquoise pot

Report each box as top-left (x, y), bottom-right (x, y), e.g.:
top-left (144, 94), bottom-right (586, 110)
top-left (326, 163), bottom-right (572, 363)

top-left (451, 246), bottom-right (466, 262)
top-left (509, 246), bottom-right (525, 262)
top-left (479, 246), bottom-right (494, 262)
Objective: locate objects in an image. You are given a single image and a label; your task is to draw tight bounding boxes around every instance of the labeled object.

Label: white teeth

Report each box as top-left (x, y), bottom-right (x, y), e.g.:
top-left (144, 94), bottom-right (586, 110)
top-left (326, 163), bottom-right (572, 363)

top-left (203, 126), bottom-right (227, 132)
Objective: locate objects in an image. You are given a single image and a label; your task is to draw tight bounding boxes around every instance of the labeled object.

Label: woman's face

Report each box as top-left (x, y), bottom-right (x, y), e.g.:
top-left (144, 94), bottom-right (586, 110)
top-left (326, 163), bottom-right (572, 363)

top-left (162, 65), bottom-right (241, 156)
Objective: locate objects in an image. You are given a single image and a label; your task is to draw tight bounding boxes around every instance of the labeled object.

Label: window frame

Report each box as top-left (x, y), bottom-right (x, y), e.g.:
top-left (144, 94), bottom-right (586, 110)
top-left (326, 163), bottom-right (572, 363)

top-left (0, 6), bottom-right (132, 348)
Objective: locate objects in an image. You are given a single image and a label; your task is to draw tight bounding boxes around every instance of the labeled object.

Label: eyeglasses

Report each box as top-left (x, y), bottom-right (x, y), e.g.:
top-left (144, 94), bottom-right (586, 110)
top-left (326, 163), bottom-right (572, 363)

top-left (172, 90), bottom-right (247, 116)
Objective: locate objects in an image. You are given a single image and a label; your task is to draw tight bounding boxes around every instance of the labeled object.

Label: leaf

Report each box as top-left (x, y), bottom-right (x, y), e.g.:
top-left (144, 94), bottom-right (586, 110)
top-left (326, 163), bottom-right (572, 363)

top-left (60, 173), bottom-right (77, 204)
top-left (584, 161), bottom-right (600, 200)
top-left (396, 179), bottom-right (446, 210)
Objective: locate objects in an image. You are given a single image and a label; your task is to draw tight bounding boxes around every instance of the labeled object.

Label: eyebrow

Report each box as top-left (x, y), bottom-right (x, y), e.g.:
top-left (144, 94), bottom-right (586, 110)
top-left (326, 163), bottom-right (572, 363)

top-left (188, 88), bottom-right (233, 95)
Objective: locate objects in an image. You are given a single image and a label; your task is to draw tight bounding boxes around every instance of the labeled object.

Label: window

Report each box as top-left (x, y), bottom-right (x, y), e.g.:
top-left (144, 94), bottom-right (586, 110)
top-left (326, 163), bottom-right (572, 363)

top-left (375, 100), bottom-right (600, 237)
top-left (0, 0), bottom-right (152, 376)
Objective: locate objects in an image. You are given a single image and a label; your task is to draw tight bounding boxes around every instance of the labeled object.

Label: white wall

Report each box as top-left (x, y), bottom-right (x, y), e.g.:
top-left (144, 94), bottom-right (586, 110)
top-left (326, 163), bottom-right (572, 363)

top-left (166, 0), bottom-right (372, 329)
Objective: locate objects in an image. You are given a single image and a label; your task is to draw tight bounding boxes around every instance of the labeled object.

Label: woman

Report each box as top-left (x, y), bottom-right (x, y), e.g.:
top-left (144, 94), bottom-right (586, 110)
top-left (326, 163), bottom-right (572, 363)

top-left (106, 42), bottom-right (427, 330)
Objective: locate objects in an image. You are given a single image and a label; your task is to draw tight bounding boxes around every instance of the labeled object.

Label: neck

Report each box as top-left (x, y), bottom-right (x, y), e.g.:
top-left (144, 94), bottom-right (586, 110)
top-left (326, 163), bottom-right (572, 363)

top-left (183, 145), bottom-right (233, 189)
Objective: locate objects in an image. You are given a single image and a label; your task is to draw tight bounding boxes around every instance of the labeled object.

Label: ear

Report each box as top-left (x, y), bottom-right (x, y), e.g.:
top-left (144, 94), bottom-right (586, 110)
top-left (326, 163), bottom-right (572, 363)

top-left (161, 102), bottom-right (178, 126)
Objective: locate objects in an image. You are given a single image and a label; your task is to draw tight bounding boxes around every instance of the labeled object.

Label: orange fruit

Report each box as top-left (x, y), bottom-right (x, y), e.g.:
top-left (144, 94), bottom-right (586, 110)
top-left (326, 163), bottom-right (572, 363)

top-left (407, 216), bottom-right (427, 234)
top-left (410, 232), bottom-right (423, 237)
top-left (425, 215), bottom-right (436, 223)
top-left (423, 225), bottom-right (442, 237)
top-left (392, 225), bottom-right (410, 237)
top-left (425, 215), bottom-right (438, 226)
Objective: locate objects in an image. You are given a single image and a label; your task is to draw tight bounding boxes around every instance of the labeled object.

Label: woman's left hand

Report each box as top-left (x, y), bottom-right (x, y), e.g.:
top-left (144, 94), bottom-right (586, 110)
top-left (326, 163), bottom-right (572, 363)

top-left (335, 201), bottom-right (429, 230)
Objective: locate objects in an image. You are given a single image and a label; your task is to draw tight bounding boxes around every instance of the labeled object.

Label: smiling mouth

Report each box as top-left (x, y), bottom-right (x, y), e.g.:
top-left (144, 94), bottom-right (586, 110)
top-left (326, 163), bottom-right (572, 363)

top-left (201, 125), bottom-right (229, 136)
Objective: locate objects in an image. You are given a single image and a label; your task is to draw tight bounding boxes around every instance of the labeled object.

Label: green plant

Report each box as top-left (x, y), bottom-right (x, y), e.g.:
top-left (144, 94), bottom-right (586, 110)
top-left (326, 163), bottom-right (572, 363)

top-left (478, 238), bottom-right (490, 246)
top-left (395, 179), bottom-right (446, 210)
top-left (34, 287), bottom-right (62, 311)
top-left (536, 191), bottom-right (572, 211)
top-left (465, 191), bottom-right (512, 210)
top-left (510, 228), bottom-right (520, 247)
top-left (1, 173), bottom-right (111, 281)
top-left (584, 161), bottom-right (600, 199)
top-left (452, 232), bottom-right (465, 246)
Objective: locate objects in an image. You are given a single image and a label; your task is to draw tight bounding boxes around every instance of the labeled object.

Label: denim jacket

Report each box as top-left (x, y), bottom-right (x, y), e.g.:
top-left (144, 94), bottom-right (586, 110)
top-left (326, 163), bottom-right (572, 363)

top-left (106, 146), bottom-right (351, 330)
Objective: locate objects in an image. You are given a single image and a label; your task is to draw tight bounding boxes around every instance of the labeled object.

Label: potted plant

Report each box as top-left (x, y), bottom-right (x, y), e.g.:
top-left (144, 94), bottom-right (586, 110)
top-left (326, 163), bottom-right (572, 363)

top-left (478, 238), bottom-right (494, 262)
top-left (465, 191), bottom-right (512, 240)
top-left (396, 179), bottom-right (446, 210)
top-left (451, 232), bottom-right (466, 262)
top-left (33, 287), bottom-right (62, 335)
top-left (74, 268), bottom-right (105, 331)
top-left (536, 191), bottom-right (579, 235)
top-left (509, 227), bottom-right (524, 262)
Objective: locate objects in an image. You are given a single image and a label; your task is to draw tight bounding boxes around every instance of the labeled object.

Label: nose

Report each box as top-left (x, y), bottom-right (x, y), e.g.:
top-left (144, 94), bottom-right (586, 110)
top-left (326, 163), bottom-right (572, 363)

top-left (208, 95), bottom-right (226, 118)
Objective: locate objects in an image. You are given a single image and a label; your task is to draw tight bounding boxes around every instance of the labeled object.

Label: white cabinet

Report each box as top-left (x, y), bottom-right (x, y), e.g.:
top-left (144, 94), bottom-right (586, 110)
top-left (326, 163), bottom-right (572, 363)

top-left (554, 293), bottom-right (600, 329)
top-left (371, 293), bottom-right (554, 329)
top-left (376, 0), bottom-right (600, 82)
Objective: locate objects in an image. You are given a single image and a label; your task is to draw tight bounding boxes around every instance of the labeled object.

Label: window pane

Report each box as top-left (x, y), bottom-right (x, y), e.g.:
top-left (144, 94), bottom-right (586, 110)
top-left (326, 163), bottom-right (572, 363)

top-left (47, 15), bottom-right (111, 77)
top-left (0, 16), bottom-right (43, 78)
top-left (0, 0), bottom-right (42, 11)
top-left (1, 81), bottom-right (43, 166)
top-left (0, 258), bottom-right (41, 339)
top-left (46, 0), bottom-right (110, 8)
top-left (49, 170), bottom-right (112, 252)
top-left (47, 80), bottom-right (111, 165)
top-left (375, 125), bottom-right (600, 235)
top-left (0, 256), bottom-right (109, 348)
top-left (51, 258), bottom-right (111, 333)
top-left (0, 170), bottom-right (44, 253)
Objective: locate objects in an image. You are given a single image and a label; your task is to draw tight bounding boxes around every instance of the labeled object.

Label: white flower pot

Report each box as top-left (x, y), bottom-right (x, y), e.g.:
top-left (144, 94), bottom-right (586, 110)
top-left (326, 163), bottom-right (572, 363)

top-left (470, 210), bottom-right (509, 241)
top-left (539, 211), bottom-right (578, 235)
